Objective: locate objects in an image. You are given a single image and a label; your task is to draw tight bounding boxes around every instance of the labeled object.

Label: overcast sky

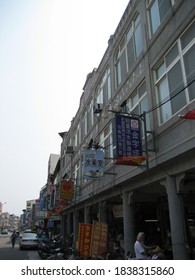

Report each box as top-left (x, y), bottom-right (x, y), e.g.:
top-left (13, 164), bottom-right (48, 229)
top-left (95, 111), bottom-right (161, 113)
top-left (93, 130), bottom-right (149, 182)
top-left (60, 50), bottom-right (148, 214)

top-left (0, 0), bottom-right (129, 216)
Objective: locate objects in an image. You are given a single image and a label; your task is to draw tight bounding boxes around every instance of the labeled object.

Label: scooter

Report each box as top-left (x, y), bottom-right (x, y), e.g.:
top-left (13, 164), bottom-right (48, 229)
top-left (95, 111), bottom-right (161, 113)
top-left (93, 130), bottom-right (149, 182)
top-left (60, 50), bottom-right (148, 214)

top-left (38, 236), bottom-right (63, 259)
top-left (47, 247), bottom-right (65, 260)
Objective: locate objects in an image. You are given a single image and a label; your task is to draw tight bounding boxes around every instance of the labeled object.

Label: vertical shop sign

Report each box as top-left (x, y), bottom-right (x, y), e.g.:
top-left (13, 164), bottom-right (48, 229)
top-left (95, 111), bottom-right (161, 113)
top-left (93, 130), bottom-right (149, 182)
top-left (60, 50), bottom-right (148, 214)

top-left (60, 180), bottom-right (74, 200)
top-left (82, 150), bottom-right (104, 180)
top-left (78, 223), bottom-right (92, 257)
top-left (90, 221), bottom-right (108, 256)
top-left (113, 115), bottom-right (142, 158)
top-left (39, 191), bottom-right (45, 210)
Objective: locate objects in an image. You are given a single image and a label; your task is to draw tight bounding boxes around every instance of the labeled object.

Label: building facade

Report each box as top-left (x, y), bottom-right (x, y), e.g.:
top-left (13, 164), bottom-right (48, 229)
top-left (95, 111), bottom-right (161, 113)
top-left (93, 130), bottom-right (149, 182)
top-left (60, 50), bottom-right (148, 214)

top-left (58, 0), bottom-right (195, 259)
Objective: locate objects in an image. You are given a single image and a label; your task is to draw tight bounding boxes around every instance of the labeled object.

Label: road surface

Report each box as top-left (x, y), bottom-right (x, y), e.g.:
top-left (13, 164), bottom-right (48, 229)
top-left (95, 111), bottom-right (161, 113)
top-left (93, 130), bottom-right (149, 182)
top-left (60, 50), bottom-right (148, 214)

top-left (0, 232), bottom-right (41, 260)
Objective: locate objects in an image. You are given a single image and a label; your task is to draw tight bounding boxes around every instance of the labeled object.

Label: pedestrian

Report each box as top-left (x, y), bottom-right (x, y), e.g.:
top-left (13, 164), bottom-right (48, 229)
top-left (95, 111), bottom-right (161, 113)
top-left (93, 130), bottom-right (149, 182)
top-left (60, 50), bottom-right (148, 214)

top-left (10, 230), bottom-right (17, 248)
top-left (134, 232), bottom-right (150, 260)
top-left (40, 231), bottom-right (47, 241)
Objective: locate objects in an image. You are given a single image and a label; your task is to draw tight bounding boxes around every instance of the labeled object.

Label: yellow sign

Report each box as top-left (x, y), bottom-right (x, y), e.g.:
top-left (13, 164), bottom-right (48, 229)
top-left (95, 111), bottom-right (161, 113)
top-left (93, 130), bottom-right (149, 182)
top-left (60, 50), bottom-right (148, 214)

top-left (90, 221), bottom-right (108, 256)
top-left (60, 180), bottom-right (74, 200)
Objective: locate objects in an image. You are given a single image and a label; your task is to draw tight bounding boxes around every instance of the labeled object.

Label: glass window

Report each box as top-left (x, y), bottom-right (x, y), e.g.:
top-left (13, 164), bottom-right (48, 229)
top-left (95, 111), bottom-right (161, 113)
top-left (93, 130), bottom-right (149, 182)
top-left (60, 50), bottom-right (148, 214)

top-left (165, 44), bottom-right (179, 67)
top-left (108, 75), bottom-right (111, 100)
top-left (100, 123), bottom-right (113, 166)
top-left (156, 62), bottom-right (165, 80)
top-left (87, 100), bottom-right (93, 131)
top-left (159, 0), bottom-right (172, 22)
top-left (157, 77), bottom-right (172, 123)
top-left (115, 14), bottom-right (143, 88)
top-left (154, 21), bottom-right (195, 124)
top-left (168, 62), bottom-right (186, 114)
top-left (132, 93), bottom-right (139, 107)
top-left (149, 0), bottom-right (160, 34)
top-left (140, 95), bottom-right (150, 130)
top-left (120, 50), bottom-right (127, 82)
top-left (128, 81), bottom-right (150, 134)
top-left (95, 67), bottom-right (111, 106)
top-left (183, 44), bottom-right (195, 101)
top-left (134, 22), bottom-right (143, 57)
top-left (181, 21), bottom-right (195, 50)
top-left (139, 82), bottom-right (146, 98)
top-left (127, 37), bottom-right (135, 70)
top-left (148, 0), bottom-right (173, 36)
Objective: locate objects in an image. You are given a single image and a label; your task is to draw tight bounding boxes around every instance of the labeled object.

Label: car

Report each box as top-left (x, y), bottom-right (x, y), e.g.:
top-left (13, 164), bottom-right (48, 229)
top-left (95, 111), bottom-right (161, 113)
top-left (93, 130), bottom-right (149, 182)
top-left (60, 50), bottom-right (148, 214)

top-left (24, 229), bottom-right (33, 233)
top-left (19, 232), bottom-right (39, 250)
top-left (19, 231), bottom-right (24, 238)
top-left (1, 229), bottom-right (8, 234)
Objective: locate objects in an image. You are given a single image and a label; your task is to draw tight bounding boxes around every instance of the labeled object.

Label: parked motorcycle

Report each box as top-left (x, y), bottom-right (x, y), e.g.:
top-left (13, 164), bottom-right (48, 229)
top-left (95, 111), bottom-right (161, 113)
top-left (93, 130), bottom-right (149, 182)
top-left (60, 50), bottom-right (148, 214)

top-left (46, 246), bottom-right (81, 260)
top-left (47, 247), bottom-right (65, 260)
top-left (38, 236), bottom-right (63, 259)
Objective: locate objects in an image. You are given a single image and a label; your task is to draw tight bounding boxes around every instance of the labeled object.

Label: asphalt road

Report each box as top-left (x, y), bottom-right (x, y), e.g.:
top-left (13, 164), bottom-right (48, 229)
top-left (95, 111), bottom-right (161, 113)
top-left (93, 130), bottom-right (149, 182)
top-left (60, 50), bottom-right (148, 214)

top-left (0, 233), bottom-right (41, 260)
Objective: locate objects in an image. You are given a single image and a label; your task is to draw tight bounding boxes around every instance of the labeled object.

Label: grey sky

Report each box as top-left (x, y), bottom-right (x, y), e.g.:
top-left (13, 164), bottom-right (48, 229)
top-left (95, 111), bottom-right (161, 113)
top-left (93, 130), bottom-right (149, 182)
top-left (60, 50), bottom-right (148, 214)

top-left (0, 0), bottom-right (129, 216)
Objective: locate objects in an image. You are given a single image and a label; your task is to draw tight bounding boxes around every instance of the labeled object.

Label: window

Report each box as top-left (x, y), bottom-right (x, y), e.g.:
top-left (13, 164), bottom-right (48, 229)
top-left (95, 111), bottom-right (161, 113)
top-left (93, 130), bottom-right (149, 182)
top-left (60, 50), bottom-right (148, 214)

top-left (154, 21), bottom-right (195, 124)
top-left (95, 67), bottom-right (111, 107)
top-left (148, 0), bottom-right (173, 36)
top-left (87, 99), bottom-right (93, 131)
top-left (81, 111), bottom-right (87, 141)
top-left (74, 161), bottom-right (80, 187)
top-left (115, 14), bottom-right (143, 88)
top-left (74, 124), bottom-right (80, 148)
top-left (181, 21), bottom-right (195, 101)
top-left (126, 81), bottom-right (150, 134)
top-left (100, 123), bottom-right (113, 166)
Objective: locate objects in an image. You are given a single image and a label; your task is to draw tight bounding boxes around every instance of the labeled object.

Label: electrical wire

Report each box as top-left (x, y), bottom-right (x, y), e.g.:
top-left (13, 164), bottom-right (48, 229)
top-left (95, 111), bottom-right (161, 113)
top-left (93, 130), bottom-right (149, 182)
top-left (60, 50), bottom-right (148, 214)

top-left (145, 76), bottom-right (195, 115)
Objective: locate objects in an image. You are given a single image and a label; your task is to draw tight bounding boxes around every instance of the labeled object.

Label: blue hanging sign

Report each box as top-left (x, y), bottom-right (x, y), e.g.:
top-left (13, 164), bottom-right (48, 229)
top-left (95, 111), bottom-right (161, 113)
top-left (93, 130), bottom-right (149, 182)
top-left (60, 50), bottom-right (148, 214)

top-left (82, 150), bottom-right (104, 180)
top-left (113, 115), bottom-right (142, 158)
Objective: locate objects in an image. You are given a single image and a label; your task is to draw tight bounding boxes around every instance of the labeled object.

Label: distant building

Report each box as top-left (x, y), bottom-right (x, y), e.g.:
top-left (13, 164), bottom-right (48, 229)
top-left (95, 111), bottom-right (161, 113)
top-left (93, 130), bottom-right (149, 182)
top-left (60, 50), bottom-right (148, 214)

top-left (0, 212), bottom-right (19, 229)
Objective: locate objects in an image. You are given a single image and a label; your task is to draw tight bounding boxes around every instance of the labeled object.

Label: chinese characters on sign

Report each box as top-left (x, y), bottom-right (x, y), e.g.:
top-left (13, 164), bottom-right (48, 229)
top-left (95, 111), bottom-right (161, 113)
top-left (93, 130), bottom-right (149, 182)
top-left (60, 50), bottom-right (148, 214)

top-left (113, 115), bottom-right (142, 158)
top-left (90, 221), bottom-right (108, 256)
top-left (82, 150), bottom-right (105, 180)
top-left (78, 221), bottom-right (108, 257)
top-left (78, 223), bottom-right (92, 257)
top-left (60, 180), bottom-right (74, 200)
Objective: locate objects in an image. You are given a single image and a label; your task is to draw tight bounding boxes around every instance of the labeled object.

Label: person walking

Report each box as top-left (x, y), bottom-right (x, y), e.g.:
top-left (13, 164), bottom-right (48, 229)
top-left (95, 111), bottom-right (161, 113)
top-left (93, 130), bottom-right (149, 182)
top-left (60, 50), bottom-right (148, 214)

top-left (10, 230), bottom-right (17, 248)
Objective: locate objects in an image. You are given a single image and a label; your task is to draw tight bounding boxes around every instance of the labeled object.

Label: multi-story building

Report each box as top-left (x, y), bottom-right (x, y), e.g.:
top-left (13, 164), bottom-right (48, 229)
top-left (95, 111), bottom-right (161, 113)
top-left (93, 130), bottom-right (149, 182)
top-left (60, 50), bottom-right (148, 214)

top-left (59, 0), bottom-right (195, 259)
top-left (0, 212), bottom-right (10, 229)
top-left (46, 154), bottom-right (62, 234)
top-left (0, 212), bottom-right (19, 230)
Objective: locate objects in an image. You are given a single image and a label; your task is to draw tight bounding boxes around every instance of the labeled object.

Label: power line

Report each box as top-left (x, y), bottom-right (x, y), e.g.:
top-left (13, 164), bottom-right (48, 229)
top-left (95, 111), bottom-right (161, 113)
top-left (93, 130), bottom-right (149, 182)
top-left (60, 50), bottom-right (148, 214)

top-left (145, 76), bottom-right (195, 115)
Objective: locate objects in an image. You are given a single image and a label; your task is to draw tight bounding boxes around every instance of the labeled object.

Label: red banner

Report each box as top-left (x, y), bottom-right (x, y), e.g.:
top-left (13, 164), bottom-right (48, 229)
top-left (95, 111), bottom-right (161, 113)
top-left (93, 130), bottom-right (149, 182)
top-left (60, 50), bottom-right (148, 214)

top-left (78, 223), bottom-right (92, 257)
top-left (115, 155), bottom-right (147, 166)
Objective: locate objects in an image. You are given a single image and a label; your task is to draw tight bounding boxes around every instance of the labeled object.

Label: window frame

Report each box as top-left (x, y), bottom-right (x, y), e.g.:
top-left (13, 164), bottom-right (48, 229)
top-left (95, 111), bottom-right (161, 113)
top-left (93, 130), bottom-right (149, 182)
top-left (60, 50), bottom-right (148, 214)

top-left (154, 21), bottom-right (195, 125)
top-left (114, 13), bottom-right (143, 88)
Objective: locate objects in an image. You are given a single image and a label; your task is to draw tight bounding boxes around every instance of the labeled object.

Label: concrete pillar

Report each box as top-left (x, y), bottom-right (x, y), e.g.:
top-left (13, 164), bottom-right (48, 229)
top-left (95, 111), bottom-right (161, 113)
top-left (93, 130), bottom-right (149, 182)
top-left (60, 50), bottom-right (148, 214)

top-left (84, 206), bottom-right (91, 224)
top-left (99, 201), bottom-right (107, 223)
top-left (67, 213), bottom-right (73, 236)
top-left (61, 213), bottom-right (66, 238)
top-left (73, 210), bottom-right (79, 248)
top-left (122, 191), bottom-right (136, 258)
top-left (165, 175), bottom-right (189, 259)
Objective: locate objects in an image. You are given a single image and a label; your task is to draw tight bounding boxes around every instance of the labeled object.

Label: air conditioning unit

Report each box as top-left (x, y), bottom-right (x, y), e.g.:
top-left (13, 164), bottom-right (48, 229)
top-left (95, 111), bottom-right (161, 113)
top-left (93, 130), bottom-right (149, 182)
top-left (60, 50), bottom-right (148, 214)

top-left (93, 103), bottom-right (103, 114)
